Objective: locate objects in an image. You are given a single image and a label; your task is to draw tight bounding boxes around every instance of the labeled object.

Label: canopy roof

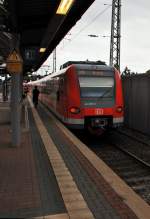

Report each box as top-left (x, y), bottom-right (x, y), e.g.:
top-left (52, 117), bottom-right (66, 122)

top-left (0, 0), bottom-right (95, 73)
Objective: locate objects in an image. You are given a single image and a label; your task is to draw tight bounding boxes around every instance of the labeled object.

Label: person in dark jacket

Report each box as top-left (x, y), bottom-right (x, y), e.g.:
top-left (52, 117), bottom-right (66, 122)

top-left (32, 86), bottom-right (40, 108)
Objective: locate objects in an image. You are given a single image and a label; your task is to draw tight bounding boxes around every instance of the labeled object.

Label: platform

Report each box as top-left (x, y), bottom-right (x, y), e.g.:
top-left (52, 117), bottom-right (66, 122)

top-left (0, 100), bottom-right (149, 219)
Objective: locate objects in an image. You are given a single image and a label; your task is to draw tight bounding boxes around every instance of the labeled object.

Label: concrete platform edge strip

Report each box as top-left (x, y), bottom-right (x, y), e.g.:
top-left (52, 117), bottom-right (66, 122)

top-left (34, 213), bottom-right (69, 219)
top-left (28, 97), bottom-right (94, 219)
top-left (39, 104), bottom-right (150, 219)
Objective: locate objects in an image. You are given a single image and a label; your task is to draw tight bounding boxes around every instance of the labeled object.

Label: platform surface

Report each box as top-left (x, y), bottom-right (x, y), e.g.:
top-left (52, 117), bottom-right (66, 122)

top-left (0, 101), bottom-right (150, 218)
top-left (0, 121), bottom-right (66, 218)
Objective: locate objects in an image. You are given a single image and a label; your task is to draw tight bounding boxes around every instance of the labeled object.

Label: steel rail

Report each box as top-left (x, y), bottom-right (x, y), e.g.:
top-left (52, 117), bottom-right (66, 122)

top-left (113, 143), bottom-right (150, 169)
top-left (116, 129), bottom-right (150, 147)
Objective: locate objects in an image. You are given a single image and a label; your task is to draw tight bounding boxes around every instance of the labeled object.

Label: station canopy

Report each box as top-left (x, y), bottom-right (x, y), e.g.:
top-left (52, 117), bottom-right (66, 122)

top-left (0, 0), bottom-right (95, 73)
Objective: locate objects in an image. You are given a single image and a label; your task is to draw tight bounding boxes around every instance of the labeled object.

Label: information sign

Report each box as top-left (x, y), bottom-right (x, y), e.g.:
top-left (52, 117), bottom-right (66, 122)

top-left (6, 49), bottom-right (23, 73)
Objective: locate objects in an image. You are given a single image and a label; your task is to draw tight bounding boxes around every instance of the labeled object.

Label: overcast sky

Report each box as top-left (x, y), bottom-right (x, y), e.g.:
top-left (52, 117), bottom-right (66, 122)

top-left (42, 0), bottom-right (150, 74)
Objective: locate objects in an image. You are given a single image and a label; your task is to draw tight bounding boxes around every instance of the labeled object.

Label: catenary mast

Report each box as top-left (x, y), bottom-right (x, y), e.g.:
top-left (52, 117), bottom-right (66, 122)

top-left (109, 0), bottom-right (121, 71)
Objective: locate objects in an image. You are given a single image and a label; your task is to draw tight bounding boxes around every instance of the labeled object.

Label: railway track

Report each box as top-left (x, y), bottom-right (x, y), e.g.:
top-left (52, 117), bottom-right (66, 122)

top-left (116, 127), bottom-right (150, 147)
top-left (39, 102), bottom-right (150, 206)
top-left (75, 130), bottom-right (150, 205)
top-left (39, 103), bottom-right (150, 205)
top-left (110, 130), bottom-right (150, 165)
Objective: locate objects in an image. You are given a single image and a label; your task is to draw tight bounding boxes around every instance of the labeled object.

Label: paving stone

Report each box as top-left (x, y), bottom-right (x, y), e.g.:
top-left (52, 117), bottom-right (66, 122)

top-left (29, 109), bottom-right (66, 216)
top-left (37, 107), bottom-right (122, 219)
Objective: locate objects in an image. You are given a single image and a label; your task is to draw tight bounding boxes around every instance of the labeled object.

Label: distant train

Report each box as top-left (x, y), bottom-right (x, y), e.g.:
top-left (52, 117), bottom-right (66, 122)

top-left (28, 61), bottom-right (124, 134)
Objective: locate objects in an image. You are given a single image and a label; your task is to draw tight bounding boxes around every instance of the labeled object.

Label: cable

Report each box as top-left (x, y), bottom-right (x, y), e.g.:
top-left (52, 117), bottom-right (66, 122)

top-left (70, 5), bottom-right (111, 42)
top-left (57, 4), bottom-right (111, 52)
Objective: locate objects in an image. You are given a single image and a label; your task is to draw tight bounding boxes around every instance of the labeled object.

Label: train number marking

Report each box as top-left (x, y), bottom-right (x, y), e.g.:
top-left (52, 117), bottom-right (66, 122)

top-left (95, 109), bottom-right (104, 115)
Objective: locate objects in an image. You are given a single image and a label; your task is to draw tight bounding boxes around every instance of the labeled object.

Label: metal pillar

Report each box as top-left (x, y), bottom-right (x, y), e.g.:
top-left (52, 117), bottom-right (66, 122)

top-left (6, 33), bottom-right (22, 147)
top-left (11, 73), bottom-right (21, 147)
top-left (20, 71), bottom-right (23, 96)
top-left (109, 0), bottom-right (121, 70)
top-left (2, 73), bottom-right (8, 101)
top-left (53, 48), bottom-right (56, 73)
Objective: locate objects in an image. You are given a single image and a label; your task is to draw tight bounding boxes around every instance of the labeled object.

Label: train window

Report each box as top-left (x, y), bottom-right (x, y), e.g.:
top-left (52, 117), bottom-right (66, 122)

top-left (79, 76), bottom-right (114, 98)
top-left (77, 70), bottom-right (113, 77)
top-left (79, 77), bottom-right (113, 87)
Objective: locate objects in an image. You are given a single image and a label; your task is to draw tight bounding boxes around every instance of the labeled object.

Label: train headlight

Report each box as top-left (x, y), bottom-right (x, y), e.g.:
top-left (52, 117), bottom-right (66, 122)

top-left (70, 107), bottom-right (80, 114)
top-left (116, 106), bottom-right (123, 113)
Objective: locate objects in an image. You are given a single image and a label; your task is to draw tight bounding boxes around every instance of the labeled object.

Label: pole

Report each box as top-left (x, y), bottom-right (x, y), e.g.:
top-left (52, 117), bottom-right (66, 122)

top-left (7, 35), bottom-right (22, 147)
top-left (53, 48), bottom-right (56, 73)
top-left (11, 73), bottom-right (21, 147)
top-left (2, 69), bottom-right (8, 101)
top-left (109, 0), bottom-right (121, 71)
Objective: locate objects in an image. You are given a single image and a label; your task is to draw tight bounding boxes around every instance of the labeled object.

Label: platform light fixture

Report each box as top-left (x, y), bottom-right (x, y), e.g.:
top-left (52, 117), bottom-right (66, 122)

top-left (56, 0), bottom-right (74, 15)
top-left (39, 48), bottom-right (46, 53)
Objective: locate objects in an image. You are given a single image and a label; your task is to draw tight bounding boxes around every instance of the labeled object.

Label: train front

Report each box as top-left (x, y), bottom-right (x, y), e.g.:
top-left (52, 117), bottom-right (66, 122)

top-left (76, 65), bottom-right (124, 134)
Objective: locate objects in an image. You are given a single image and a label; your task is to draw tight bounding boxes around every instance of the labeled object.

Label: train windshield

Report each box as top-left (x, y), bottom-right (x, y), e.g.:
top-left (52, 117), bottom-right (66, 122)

top-left (79, 76), bottom-right (114, 98)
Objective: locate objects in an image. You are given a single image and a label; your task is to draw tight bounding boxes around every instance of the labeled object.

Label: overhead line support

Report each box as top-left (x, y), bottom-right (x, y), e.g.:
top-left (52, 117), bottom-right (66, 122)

top-left (109, 0), bottom-right (121, 71)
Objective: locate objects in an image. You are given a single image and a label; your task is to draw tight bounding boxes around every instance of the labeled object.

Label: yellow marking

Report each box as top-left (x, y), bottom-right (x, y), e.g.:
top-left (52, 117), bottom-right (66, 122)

top-left (69, 208), bottom-right (95, 219)
top-left (63, 193), bottom-right (84, 202)
top-left (44, 213), bottom-right (69, 219)
top-left (61, 185), bottom-right (77, 191)
top-left (33, 213), bottom-right (69, 219)
top-left (62, 188), bottom-right (79, 195)
top-left (40, 103), bottom-right (150, 219)
top-left (28, 97), bottom-right (94, 219)
top-left (65, 200), bottom-right (87, 210)
top-left (58, 181), bottom-right (76, 188)
top-left (6, 49), bottom-right (23, 73)
top-left (7, 49), bottom-right (23, 62)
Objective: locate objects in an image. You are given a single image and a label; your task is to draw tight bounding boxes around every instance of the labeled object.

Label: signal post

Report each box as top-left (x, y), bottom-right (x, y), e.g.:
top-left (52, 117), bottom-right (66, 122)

top-left (6, 49), bottom-right (23, 147)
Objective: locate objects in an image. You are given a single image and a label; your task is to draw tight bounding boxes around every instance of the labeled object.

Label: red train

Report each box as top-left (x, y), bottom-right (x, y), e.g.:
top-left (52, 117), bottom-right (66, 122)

top-left (29, 61), bottom-right (124, 134)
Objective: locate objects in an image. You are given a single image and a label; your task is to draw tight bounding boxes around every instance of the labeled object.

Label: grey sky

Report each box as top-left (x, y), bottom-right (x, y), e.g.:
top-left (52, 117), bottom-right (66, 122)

top-left (43, 0), bottom-right (150, 74)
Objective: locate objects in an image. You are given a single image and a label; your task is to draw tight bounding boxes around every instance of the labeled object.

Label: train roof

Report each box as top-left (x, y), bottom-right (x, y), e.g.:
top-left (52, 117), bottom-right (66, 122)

top-left (28, 63), bottom-right (115, 85)
top-left (74, 64), bottom-right (114, 71)
top-left (27, 74), bottom-right (52, 85)
top-left (60, 60), bottom-right (106, 69)
top-left (51, 63), bottom-right (114, 78)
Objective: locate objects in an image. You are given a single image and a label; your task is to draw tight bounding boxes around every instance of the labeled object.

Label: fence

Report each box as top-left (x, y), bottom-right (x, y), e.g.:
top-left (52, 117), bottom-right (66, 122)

top-left (122, 74), bottom-right (150, 135)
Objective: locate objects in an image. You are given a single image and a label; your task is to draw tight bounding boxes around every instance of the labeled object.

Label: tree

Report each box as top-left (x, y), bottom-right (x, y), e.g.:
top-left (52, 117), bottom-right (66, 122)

top-left (121, 66), bottom-right (136, 76)
top-left (122, 66), bottom-right (131, 76)
top-left (145, 69), bottom-right (150, 74)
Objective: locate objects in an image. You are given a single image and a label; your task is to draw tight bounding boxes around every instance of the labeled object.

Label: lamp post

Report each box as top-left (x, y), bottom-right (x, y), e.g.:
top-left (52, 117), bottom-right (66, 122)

top-left (53, 48), bottom-right (56, 73)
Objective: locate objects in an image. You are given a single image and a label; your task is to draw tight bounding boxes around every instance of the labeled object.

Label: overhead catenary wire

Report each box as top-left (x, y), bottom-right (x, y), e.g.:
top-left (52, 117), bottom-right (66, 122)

top-left (68, 5), bottom-right (111, 43)
top-left (56, 3), bottom-right (112, 66)
top-left (57, 4), bottom-right (111, 52)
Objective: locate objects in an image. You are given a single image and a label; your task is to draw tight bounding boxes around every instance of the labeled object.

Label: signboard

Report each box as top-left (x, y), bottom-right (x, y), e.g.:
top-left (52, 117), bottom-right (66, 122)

top-left (6, 49), bottom-right (23, 73)
top-left (0, 67), bottom-right (6, 75)
top-left (24, 48), bottom-right (37, 61)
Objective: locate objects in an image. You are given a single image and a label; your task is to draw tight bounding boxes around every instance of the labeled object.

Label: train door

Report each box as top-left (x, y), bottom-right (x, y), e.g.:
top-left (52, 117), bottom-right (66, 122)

top-left (56, 76), bottom-right (66, 118)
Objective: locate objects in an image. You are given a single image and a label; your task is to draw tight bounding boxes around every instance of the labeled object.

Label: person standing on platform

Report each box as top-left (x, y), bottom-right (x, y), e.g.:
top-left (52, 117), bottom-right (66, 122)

top-left (32, 86), bottom-right (40, 108)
